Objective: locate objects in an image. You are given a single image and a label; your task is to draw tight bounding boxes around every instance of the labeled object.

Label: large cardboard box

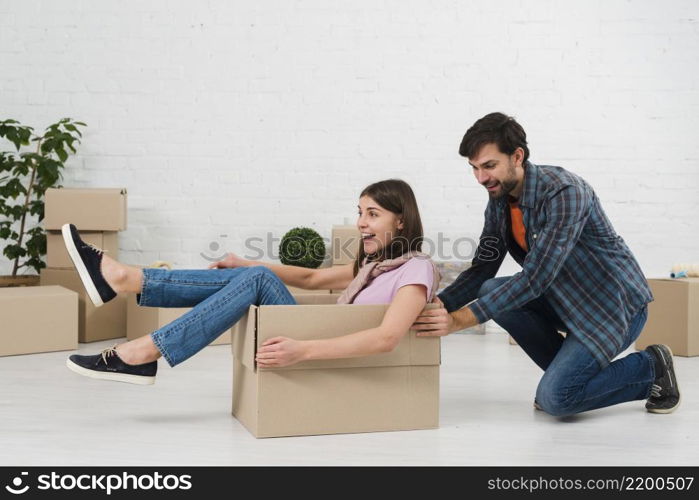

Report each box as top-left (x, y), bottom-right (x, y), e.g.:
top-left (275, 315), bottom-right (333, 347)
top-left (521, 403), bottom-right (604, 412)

top-left (232, 293), bottom-right (440, 438)
top-left (40, 268), bottom-right (126, 343)
top-left (331, 225), bottom-right (360, 265)
top-left (44, 187), bottom-right (127, 231)
top-left (636, 278), bottom-right (699, 356)
top-left (46, 231), bottom-right (119, 268)
top-left (1, 285), bottom-right (78, 356)
top-left (126, 294), bottom-right (230, 345)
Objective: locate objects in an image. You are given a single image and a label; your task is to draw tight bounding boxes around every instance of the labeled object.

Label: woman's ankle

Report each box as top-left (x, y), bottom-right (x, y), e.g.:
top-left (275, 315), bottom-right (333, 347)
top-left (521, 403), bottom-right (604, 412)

top-left (100, 256), bottom-right (142, 294)
top-left (116, 340), bottom-right (160, 365)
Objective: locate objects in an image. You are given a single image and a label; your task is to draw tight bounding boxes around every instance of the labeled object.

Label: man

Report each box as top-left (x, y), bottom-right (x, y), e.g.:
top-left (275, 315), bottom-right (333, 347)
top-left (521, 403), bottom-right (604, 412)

top-left (414, 112), bottom-right (680, 416)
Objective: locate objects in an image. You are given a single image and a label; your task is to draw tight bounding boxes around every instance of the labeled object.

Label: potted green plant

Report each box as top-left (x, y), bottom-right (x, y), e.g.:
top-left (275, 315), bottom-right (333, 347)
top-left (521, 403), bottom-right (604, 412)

top-left (0, 118), bottom-right (86, 287)
top-left (279, 227), bottom-right (326, 269)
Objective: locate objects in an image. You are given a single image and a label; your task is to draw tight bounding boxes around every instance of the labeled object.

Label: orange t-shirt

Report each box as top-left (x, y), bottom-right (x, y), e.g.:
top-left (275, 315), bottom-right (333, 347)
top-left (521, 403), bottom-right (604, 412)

top-left (509, 197), bottom-right (528, 252)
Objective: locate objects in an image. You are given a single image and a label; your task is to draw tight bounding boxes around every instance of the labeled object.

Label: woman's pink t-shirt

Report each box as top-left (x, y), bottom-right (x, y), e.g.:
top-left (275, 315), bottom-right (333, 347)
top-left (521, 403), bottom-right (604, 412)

top-left (350, 258), bottom-right (436, 305)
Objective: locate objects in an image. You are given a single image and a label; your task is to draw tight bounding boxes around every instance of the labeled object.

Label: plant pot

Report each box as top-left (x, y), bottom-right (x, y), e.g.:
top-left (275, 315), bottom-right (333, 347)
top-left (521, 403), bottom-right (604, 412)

top-left (0, 275), bottom-right (41, 288)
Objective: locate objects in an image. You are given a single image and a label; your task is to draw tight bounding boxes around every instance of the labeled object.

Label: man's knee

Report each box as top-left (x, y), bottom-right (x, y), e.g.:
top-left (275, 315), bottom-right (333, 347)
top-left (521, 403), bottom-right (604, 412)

top-left (536, 381), bottom-right (581, 417)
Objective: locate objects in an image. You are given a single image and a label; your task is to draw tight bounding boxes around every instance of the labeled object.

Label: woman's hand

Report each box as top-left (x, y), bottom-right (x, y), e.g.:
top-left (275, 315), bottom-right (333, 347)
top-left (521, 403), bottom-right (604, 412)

top-left (255, 337), bottom-right (307, 368)
top-left (207, 252), bottom-right (249, 269)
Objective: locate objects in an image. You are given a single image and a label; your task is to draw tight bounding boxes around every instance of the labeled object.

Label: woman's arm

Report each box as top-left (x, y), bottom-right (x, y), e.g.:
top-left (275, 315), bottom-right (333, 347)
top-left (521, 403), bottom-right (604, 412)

top-left (209, 252), bottom-right (354, 290)
top-left (255, 284), bottom-right (429, 367)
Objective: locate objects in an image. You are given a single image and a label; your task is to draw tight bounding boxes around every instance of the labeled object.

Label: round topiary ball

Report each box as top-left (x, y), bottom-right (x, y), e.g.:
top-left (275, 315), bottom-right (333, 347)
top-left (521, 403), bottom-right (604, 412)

top-left (279, 227), bottom-right (326, 268)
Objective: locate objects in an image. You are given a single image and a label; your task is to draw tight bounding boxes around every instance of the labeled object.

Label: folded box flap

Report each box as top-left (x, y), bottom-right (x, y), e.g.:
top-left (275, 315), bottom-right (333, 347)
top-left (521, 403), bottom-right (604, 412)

top-left (255, 303), bottom-right (440, 371)
top-left (293, 293), bottom-right (340, 305)
top-left (232, 305), bottom-right (259, 370)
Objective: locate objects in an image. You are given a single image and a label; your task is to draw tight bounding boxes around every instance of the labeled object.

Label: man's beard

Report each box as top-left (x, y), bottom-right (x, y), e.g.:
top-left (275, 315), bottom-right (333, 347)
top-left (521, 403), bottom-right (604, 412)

top-left (488, 165), bottom-right (518, 199)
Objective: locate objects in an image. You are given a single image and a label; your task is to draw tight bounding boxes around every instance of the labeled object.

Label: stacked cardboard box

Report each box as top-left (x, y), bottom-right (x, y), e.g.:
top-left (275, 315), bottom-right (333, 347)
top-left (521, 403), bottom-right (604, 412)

top-left (0, 285), bottom-right (78, 356)
top-left (329, 225), bottom-right (359, 294)
top-left (232, 293), bottom-right (441, 438)
top-left (40, 188), bottom-right (128, 343)
top-left (636, 278), bottom-right (699, 356)
top-left (331, 225), bottom-right (360, 266)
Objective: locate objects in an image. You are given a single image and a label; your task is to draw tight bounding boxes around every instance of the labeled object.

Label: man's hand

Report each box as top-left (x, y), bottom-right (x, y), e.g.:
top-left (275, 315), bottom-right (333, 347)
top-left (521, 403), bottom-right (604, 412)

top-left (412, 297), bottom-right (455, 337)
top-left (255, 337), bottom-right (307, 368)
top-left (412, 297), bottom-right (480, 337)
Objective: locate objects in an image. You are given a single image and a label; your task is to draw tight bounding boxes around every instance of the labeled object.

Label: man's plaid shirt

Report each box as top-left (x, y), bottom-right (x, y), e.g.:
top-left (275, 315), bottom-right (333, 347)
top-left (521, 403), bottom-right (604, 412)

top-left (438, 161), bottom-right (653, 367)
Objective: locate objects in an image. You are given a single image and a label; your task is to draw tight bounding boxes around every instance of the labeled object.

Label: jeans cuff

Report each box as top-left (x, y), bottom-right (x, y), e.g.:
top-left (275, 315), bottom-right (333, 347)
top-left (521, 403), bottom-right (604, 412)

top-left (150, 331), bottom-right (175, 367)
top-left (137, 268), bottom-right (152, 306)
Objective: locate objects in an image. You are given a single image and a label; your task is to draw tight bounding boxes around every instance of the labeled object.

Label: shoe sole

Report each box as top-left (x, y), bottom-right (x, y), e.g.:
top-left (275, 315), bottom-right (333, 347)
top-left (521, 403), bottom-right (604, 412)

top-left (66, 358), bottom-right (155, 385)
top-left (647, 345), bottom-right (681, 414)
top-left (62, 223), bottom-right (104, 308)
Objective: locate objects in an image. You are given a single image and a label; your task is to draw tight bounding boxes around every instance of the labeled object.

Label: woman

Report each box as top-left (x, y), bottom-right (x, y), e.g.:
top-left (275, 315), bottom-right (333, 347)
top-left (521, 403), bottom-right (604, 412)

top-left (63, 179), bottom-right (439, 385)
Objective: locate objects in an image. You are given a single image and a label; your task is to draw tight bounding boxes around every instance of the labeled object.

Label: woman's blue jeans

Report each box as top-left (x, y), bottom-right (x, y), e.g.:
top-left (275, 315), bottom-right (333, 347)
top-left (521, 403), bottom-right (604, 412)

top-left (136, 266), bottom-right (296, 367)
top-left (481, 277), bottom-right (656, 417)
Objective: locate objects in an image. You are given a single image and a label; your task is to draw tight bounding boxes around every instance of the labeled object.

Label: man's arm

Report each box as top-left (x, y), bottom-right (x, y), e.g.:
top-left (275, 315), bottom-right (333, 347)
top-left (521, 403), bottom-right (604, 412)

top-left (437, 201), bottom-right (507, 313)
top-left (467, 183), bottom-right (591, 324)
top-left (415, 183), bottom-right (591, 337)
top-left (412, 201), bottom-right (505, 335)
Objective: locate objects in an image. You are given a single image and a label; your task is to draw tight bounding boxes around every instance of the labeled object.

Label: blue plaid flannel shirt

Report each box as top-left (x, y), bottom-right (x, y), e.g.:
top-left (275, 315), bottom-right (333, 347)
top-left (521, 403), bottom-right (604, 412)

top-left (438, 161), bottom-right (653, 367)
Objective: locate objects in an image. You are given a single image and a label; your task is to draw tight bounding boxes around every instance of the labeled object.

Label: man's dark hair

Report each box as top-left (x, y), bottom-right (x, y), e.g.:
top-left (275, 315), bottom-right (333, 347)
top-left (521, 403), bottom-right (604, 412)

top-left (459, 112), bottom-right (529, 162)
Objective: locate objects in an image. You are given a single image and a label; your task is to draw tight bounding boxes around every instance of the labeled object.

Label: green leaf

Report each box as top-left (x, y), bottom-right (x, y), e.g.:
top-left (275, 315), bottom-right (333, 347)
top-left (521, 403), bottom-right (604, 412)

top-left (3, 244), bottom-right (26, 260)
top-left (10, 204), bottom-right (25, 219)
top-left (0, 227), bottom-right (10, 239)
top-left (26, 231), bottom-right (46, 255)
top-left (29, 199), bottom-right (43, 217)
top-left (0, 152), bottom-right (18, 172)
top-left (22, 256), bottom-right (46, 274)
top-left (4, 129), bottom-right (20, 150)
top-left (18, 127), bottom-right (32, 145)
top-left (5, 177), bottom-right (27, 198)
top-left (55, 147), bottom-right (68, 163)
top-left (11, 162), bottom-right (30, 177)
top-left (40, 137), bottom-right (54, 154)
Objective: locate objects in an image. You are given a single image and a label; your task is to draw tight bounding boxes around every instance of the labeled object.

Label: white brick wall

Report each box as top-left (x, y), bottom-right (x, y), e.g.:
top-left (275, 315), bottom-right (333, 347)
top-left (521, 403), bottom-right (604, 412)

top-left (1, 0), bottom-right (698, 278)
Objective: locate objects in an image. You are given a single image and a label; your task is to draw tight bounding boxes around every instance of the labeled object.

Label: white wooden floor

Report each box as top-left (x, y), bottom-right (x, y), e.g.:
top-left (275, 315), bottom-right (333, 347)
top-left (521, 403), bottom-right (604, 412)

top-left (1, 326), bottom-right (697, 466)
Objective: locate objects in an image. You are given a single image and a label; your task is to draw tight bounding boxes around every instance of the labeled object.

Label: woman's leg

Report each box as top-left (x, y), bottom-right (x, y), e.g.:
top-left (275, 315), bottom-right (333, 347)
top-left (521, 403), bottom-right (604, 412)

top-left (117, 266), bottom-right (296, 367)
top-left (101, 254), bottom-right (254, 308)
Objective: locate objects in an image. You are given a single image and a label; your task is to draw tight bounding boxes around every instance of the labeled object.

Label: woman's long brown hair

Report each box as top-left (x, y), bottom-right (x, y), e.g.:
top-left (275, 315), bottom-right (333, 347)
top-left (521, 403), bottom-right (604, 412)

top-left (353, 179), bottom-right (424, 277)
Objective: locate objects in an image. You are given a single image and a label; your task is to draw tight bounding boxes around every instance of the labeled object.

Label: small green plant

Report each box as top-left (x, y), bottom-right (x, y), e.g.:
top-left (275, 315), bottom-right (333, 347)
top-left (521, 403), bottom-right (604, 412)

top-left (279, 227), bottom-right (326, 269)
top-left (0, 118), bottom-right (86, 277)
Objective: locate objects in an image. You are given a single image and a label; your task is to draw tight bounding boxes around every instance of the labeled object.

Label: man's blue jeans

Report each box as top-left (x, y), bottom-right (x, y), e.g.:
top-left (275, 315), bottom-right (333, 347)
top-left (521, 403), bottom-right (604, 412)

top-left (481, 277), bottom-right (656, 416)
top-left (136, 266), bottom-right (296, 367)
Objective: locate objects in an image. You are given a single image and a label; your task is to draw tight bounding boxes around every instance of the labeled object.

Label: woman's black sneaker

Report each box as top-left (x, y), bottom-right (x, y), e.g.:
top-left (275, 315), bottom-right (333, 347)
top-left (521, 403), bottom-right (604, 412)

top-left (61, 223), bottom-right (117, 307)
top-left (66, 346), bottom-right (157, 385)
top-left (645, 344), bottom-right (681, 414)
